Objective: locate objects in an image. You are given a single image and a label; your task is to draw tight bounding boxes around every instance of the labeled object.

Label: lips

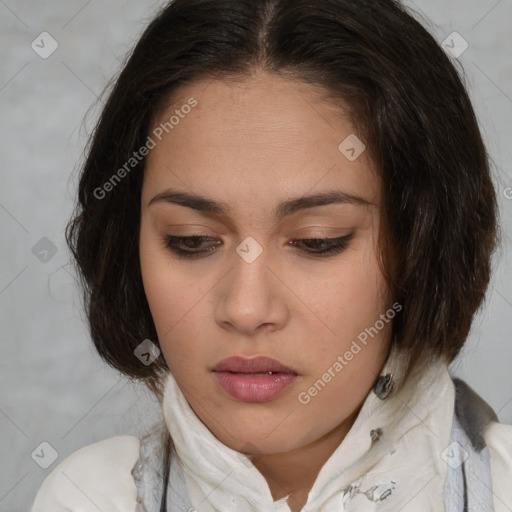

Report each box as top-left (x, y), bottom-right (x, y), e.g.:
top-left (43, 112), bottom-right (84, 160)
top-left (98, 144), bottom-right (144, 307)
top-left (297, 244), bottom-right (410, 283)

top-left (212, 356), bottom-right (298, 402)
top-left (213, 356), bottom-right (297, 375)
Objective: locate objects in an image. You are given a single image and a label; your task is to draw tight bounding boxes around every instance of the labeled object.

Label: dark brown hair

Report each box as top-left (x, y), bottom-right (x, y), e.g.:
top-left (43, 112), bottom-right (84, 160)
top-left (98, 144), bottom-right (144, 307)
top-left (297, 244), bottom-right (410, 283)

top-left (65, 0), bottom-right (500, 506)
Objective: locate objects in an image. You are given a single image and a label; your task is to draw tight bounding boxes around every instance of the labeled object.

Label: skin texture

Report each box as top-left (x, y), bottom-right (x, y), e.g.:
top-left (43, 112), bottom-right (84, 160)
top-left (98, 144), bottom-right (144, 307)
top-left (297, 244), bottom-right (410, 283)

top-left (139, 69), bottom-right (393, 511)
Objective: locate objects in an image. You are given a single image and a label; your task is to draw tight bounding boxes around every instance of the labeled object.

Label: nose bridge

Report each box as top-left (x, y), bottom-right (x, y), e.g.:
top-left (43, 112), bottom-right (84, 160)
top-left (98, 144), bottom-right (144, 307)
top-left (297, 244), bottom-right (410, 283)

top-left (228, 245), bottom-right (273, 306)
top-left (215, 242), bottom-right (286, 332)
top-left (229, 232), bottom-right (272, 289)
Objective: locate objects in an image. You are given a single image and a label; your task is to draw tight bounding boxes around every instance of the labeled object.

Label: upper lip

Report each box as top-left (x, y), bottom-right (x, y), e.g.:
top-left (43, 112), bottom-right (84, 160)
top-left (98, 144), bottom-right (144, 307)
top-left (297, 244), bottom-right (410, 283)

top-left (213, 356), bottom-right (297, 374)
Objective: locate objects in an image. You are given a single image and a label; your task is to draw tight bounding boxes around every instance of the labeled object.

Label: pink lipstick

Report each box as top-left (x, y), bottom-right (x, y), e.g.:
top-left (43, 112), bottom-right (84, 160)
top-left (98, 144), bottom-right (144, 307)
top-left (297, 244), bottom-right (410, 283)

top-left (212, 356), bottom-right (298, 402)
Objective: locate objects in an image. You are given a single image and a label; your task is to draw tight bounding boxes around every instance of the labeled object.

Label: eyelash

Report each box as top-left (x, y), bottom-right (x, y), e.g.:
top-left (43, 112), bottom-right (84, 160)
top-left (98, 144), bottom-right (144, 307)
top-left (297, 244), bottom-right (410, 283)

top-left (161, 233), bottom-right (354, 259)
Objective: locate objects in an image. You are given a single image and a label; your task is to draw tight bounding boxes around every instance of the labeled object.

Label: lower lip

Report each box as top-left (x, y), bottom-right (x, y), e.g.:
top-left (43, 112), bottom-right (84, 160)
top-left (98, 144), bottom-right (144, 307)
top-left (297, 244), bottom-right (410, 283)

top-left (213, 371), bottom-right (297, 402)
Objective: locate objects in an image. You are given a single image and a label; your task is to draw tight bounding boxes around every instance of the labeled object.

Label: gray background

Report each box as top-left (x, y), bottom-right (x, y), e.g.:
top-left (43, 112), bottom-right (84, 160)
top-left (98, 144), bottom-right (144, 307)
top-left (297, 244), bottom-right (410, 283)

top-left (1, 1), bottom-right (511, 510)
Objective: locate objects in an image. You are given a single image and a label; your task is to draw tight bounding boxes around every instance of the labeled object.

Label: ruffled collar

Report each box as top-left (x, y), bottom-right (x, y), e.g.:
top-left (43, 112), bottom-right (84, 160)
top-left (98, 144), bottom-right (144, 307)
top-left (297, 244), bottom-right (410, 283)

top-left (162, 345), bottom-right (455, 511)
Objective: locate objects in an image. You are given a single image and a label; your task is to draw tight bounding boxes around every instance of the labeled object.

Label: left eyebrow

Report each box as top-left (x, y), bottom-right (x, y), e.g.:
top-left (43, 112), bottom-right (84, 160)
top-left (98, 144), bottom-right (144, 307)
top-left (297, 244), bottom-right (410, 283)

top-left (148, 189), bottom-right (373, 219)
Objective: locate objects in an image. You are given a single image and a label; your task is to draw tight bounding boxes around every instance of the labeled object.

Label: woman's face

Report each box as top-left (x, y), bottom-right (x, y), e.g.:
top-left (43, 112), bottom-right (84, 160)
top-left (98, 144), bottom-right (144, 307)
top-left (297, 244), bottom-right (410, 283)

top-left (139, 70), bottom-right (393, 455)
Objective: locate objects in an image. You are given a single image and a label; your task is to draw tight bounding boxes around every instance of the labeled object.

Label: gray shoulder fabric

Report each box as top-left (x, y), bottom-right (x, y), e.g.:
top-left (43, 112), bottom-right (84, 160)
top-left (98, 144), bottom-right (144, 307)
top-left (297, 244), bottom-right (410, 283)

top-left (443, 377), bottom-right (496, 512)
top-left (132, 426), bottom-right (194, 512)
top-left (452, 377), bottom-right (498, 452)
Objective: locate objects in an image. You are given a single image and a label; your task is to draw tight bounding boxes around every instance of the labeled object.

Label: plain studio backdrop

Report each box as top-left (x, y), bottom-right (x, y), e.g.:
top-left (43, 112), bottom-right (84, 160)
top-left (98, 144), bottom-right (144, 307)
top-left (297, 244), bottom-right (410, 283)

top-left (0, 0), bottom-right (511, 510)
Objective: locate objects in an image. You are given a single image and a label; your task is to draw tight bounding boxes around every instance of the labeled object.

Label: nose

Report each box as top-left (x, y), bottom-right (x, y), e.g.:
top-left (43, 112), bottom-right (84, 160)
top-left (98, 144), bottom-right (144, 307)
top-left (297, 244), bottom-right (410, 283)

top-left (214, 251), bottom-right (289, 335)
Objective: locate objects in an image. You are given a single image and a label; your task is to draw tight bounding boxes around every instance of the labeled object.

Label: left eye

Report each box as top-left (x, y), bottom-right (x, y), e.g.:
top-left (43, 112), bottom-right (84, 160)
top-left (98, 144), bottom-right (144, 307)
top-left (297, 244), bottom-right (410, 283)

top-left (162, 234), bottom-right (354, 259)
top-left (288, 235), bottom-right (354, 256)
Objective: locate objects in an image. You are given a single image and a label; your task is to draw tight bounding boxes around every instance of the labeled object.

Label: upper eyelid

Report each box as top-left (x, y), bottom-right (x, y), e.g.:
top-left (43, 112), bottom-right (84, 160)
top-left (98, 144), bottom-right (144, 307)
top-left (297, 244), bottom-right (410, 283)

top-left (166, 234), bottom-right (352, 242)
top-left (162, 225), bottom-right (353, 237)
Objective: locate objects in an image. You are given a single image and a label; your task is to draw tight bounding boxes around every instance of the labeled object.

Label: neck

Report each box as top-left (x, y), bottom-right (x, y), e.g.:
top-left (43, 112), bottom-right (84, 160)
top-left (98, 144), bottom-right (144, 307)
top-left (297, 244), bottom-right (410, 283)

top-left (249, 406), bottom-right (361, 512)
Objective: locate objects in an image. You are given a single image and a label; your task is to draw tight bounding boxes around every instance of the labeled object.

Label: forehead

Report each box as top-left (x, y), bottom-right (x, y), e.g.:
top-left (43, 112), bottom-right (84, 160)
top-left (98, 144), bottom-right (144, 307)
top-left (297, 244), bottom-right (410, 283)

top-left (143, 70), bottom-right (380, 210)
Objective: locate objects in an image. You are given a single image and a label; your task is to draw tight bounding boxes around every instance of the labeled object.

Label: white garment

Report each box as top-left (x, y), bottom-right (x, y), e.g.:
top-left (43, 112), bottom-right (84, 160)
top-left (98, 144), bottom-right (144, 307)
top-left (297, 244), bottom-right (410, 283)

top-left (31, 349), bottom-right (512, 512)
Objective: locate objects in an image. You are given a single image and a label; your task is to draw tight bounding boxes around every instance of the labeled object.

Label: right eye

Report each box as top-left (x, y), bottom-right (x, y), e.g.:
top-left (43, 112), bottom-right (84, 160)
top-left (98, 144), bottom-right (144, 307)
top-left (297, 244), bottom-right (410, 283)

top-left (162, 235), bottom-right (221, 258)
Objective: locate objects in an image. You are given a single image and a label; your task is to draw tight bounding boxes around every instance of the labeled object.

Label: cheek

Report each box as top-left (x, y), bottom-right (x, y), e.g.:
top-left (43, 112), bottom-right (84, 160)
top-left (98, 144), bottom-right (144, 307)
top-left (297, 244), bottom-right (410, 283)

top-left (299, 318), bottom-right (391, 439)
top-left (139, 228), bottom-right (211, 372)
top-left (139, 227), bottom-right (183, 338)
top-left (303, 246), bottom-right (391, 399)
top-left (318, 246), bottom-right (388, 335)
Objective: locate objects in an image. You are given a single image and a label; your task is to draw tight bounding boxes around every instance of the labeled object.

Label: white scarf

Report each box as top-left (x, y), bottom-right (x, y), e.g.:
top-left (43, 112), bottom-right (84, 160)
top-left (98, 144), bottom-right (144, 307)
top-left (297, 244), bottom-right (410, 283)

top-left (161, 345), bottom-right (455, 511)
